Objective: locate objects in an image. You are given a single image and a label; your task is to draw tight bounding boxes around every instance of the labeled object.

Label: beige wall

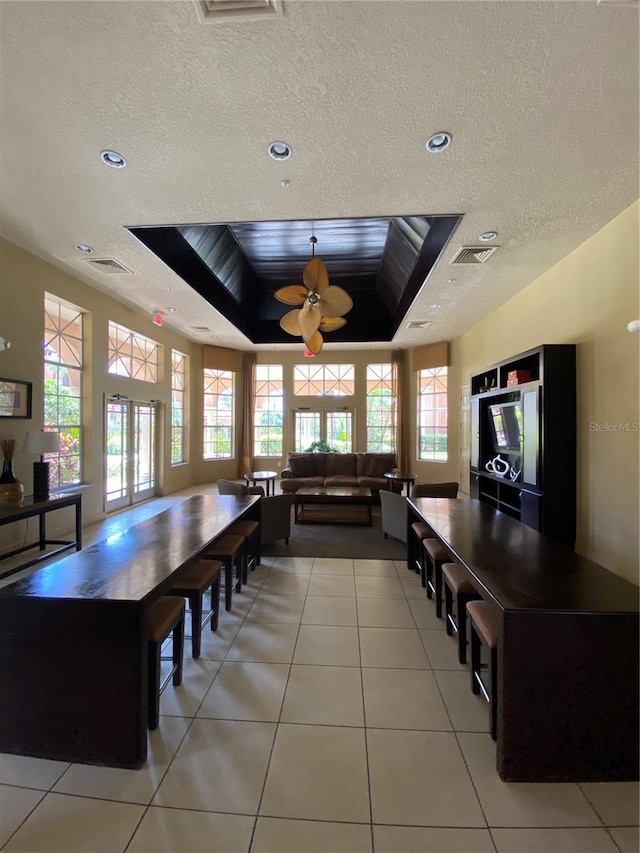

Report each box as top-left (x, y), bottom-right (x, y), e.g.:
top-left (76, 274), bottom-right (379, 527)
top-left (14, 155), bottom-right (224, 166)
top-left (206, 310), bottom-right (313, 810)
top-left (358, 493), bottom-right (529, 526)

top-left (451, 201), bottom-right (639, 582)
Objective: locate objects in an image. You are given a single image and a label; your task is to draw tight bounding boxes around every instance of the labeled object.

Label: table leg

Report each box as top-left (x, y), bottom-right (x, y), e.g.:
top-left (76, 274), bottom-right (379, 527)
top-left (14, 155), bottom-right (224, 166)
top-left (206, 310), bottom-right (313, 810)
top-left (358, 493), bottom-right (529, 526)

top-left (38, 514), bottom-right (46, 551)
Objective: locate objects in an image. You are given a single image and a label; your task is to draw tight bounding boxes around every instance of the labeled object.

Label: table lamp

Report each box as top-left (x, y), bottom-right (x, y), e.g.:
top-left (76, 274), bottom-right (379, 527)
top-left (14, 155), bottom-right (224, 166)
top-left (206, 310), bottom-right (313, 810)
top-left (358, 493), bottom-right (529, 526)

top-left (23, 430), bottom-right (59, 502)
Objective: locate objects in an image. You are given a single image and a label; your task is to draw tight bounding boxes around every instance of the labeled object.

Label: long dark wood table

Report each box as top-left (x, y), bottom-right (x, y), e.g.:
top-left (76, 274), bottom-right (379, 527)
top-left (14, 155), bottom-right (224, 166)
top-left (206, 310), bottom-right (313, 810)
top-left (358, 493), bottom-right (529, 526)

top-left (0, 494), bottom-right (260, 769)
top-left (408, 497), bottom-right (639, 783)
top-left (0, 493), bottom-right (82, 580)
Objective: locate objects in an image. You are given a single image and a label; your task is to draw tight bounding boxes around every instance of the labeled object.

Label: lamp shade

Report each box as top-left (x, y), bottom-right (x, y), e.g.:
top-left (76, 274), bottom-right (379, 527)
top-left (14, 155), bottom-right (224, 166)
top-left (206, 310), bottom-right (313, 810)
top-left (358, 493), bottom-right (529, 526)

top-left (23, 430), bottom-right (59, 455)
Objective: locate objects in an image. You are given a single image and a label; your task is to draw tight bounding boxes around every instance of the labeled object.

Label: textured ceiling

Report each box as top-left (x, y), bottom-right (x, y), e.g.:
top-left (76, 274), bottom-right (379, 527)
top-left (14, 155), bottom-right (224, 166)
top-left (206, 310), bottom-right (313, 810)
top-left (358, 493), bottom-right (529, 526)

top-left (0, 0), bottom-right (638, 352)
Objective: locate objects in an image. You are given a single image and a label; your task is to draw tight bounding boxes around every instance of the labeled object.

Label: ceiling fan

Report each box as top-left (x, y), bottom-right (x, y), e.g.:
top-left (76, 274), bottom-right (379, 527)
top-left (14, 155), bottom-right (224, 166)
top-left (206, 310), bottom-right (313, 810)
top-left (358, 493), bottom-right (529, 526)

top-left (274, 236), bottom-right (353, 354)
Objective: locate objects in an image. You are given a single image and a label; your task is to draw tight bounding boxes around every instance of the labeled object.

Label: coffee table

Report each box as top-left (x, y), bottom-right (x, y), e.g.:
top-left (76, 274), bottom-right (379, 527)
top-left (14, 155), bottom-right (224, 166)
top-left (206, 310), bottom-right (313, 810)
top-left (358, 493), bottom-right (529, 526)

top-left (294, 487), bottom-right (373, 526)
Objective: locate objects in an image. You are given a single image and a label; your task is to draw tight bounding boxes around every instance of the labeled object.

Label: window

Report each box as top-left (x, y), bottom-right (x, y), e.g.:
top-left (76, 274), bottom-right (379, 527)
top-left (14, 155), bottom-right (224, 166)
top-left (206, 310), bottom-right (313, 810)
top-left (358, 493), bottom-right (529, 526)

top-left (253, 364), bottom-right (283, 456)
top-left (171, 350), bottom-right (189, 465)
top-left (107, 321), bottom-right (159, 382)
top-left (366, 363), bottom-right (396, 452)
top-left (203, 369), bottom-right (234, 459)
top-left (293, 363), bottom-right (355, 396)
top-left (417, 367), bottom-right (448, 461)
top-left (44, 294), bottom-right (84, 487)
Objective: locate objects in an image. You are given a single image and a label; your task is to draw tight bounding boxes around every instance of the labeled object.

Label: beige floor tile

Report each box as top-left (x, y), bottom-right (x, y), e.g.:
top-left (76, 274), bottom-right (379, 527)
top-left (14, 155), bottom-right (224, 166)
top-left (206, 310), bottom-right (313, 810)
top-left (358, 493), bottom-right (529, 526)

top-left (217, 595), bottom-right (256, 622)
top-left (197, 662), bottom-right (289, 721)
top-left (435, 669), bottom-right (490, 733)
top-left (246, 593), bottom-right (305, 623)
top-left (281, 665), bottom-right (364, 726)
top-left (359, 627), bottom-right (430, 669)
top-left (394, 560), bottom-right (410, 574)
top-left (357, 597), bottom-right (414, 628)
top-left (293, 624), bottom-right (360, 666)
top-left (409, 597), bottom-right (442, 628)
top-left (373, 825), bottom-right (494, 853)
top-left (127, 806), bottom-right (254, 853)
top-left (260, 573), bottom-right (310, 595)
top-left (355, 576), bottom-right (405, 598)
top-left (268, 556), bottom-right (314, 574)
top-left (492, 827), bottom-right (620, 852)
top-left (159, 658), bottom-right (221, 717)
top-left (0, 754), bottom-right (69, 790)
top-left (198, 620), bottom-right (242, 659)
top-left (301, 595), bottom-right (358, 626)
top-left (0, 785), bottom-right (45, 848)
top-left (609, 826), bottom-right (640, 853)
top-left (2, 792), bottom-right (144, 853)
top-left (458, 732), bottom-right (601, 827)
top-left (362, 668), bottom-right (451, 730)
top-left (308, 574), bottom-right (356, 597)
top-left (312, 557), bottom-right (354, 574)
top-left (419, 628), bottom-right (466, 669)
top-left (244, 570), bottom-right (269, 589)
top-left (580, 782), bottom-right (640, 826)
top-left (53, 716), bottom-right (190, 804)
top-left (226, 622), bottom-right (298, 663)
top-left (367, 729), bottom-right (485, 827)
top-left (354, 559), bottom-right (398, 577)
top-left (260, 724), bottom-right (370, 823)
top-left (402, 577), bottom-right (427, 599)
top-left (152, 719), bottom-right (276, 813)
top-left (252, 817), bottom-right (372, 852)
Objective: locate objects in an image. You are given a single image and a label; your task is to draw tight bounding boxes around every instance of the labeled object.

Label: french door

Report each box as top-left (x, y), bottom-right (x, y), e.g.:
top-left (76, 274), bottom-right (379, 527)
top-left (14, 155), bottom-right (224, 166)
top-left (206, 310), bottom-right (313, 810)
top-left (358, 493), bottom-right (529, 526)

top-left (293, 409), bottom-right (354, 453)
top-left (105, 397), bottom-right (159, 511)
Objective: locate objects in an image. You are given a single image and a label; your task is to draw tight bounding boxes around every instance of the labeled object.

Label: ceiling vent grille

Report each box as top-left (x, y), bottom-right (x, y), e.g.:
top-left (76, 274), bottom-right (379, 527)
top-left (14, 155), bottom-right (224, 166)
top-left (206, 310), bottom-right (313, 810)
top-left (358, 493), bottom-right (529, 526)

top-left (195, 0), bottom-right (281, 23)
top-left (450, 246), bottom-right (498, 265)
top-left (82, 258), bottom-right (132, 274)
top-left (406, 320), bottom-right (432, 329)
top-left (189, 326), bottom-right (214, 333)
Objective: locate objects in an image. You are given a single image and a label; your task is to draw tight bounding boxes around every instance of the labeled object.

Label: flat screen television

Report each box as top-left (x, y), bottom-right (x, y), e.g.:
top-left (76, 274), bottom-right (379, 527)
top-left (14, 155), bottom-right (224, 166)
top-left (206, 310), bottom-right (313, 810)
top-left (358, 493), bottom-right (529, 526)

top-left (488, 400), bottom-right (523, 453)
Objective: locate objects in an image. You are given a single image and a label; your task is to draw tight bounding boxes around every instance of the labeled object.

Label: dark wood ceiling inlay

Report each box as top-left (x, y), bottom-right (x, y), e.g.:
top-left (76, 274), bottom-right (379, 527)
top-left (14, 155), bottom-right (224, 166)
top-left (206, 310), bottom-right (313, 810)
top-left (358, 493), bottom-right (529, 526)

top-left (129, 214), bottom-right (462, 345)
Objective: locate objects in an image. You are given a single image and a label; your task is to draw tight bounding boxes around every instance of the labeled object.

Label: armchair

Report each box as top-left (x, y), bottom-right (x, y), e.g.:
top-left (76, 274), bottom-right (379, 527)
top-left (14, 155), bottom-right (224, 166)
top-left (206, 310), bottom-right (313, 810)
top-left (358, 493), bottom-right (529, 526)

top-left (216, 479), bottom-right (292, 545)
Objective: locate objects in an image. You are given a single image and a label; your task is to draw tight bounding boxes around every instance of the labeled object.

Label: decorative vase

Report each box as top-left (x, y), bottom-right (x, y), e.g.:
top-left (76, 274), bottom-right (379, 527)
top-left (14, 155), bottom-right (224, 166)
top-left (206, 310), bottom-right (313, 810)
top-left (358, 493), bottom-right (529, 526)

top-left (0, 440), bottom-right (25, 506)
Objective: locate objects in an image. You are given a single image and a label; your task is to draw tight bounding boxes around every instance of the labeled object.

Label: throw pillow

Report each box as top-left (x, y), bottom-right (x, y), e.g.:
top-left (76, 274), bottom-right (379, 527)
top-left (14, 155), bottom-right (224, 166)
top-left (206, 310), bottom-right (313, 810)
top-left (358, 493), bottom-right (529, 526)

top-left (365, 453), bottom-right (396, 478)
top-left (289, 454), bottom-right (315, 478)
top-left (324, 453), bottom-right (356, 476)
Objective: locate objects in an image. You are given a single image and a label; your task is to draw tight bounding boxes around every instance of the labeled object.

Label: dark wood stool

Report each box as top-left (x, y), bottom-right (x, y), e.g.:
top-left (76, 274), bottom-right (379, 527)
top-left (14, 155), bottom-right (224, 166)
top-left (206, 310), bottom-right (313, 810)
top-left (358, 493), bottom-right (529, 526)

top-left (205, 533), bottom-right (245, 611)
top-left (422, 538), bottom-right (451, 617)
top-left (442, 562), bottom-right (482, 664)
top-left (409, 521), bottom-right (431, 578)
top-left (169, 559), bottom-right (222, 658)
top-left (228, 519), bottom-right (260, 579)
top-left (467, 599), bottom-right (500, 740)
top-left (147, 596), bottom-right (185, 730)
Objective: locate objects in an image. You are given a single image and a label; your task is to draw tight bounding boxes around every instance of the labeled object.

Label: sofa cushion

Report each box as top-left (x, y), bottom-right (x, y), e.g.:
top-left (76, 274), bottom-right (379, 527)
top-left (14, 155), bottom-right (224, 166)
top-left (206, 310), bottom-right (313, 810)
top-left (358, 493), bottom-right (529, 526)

top-left (289, 453), bottom-right (316, 478)
top-left (324, 453), bottom-right (356, 477)
top-left (325, 475), bottom-right (359, 488)
top-left (365, 453), bottom-right (396, 478)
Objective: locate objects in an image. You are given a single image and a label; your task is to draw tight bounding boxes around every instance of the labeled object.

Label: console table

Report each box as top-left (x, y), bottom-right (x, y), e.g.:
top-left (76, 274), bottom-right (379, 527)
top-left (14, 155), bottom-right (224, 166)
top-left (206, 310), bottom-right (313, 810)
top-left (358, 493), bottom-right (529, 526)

top-left (0, 493), bottom-right (82, 580)
top-left (0, 494), bottom-right (260, 769)
top-left (408, 496), bottom-right (639, 783)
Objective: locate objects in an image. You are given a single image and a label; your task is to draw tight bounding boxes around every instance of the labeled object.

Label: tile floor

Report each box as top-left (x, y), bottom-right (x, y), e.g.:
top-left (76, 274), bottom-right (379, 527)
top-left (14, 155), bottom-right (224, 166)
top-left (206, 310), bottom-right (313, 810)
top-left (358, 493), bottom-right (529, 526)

top-left (1, 493), bottom-right (638, 853)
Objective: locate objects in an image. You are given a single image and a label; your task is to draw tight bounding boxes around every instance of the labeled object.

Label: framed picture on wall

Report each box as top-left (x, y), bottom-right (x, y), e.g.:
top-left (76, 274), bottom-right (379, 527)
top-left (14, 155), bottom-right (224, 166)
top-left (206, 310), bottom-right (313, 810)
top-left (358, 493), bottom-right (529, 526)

top-left (0, 378), bottom-right (33, 419)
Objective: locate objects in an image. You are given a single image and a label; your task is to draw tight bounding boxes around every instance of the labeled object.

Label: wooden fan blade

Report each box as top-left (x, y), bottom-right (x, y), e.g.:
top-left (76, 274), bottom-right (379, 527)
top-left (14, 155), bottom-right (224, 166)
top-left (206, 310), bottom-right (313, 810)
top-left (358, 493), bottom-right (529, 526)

top-left (319, 316), bottom-right (347, 332)
top-left (304, 330), bottom-right (324, 355)
top-left (279, 309), bottom-right (302, 336)
top-left (320, 285), bottom-right (353, 318)
top-left (299, 302), bottom-right (322, 339)
top-left (302, 257), bottom-right (329, 294)
top-left (274, 284), bottom-right (307, 305)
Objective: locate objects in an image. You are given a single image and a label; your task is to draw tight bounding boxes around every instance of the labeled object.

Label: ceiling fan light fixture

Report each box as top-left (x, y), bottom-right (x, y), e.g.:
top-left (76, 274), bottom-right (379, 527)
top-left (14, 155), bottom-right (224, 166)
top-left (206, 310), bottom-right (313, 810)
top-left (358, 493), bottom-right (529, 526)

top-left (268, 141), bottom-right (292, 161)
top-left (426, 132), bottom-right (452, 153)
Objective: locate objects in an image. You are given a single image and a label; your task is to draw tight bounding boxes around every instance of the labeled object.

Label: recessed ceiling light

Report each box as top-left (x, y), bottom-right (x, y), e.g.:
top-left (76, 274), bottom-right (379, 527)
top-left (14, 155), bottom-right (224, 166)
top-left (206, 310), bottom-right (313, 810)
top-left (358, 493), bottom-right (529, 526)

top-left (479, 231), bottom-right (498, 242)
top-left (268, 141), bottom-right (292, 161)
top-left (426, 132), bottom-right (452, 153)
top-left (75, 244), bottom-right (93, 254)
top-left (429, 304), bottom-right (441, 310)
top-left (280, 179), bottom-right (290, 188)
top-left (166, 306), bottom-right (177, 313)
top-left (100, 149), bottom-right (127, 168)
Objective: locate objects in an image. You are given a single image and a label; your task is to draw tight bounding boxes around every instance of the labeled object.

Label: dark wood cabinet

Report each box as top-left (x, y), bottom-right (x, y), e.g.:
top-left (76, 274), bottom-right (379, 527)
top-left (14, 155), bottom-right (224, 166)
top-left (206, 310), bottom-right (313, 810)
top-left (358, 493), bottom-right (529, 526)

top-left (470, 344), bottom-right (576, 547)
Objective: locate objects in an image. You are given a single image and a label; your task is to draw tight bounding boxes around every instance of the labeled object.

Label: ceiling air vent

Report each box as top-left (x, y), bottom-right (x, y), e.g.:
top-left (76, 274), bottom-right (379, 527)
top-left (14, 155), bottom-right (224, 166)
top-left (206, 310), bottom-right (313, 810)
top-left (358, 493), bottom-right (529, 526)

top-left (406, 320), bottom-right (432, 329)
top-left (450, 246), bottom-right (498, 265)
top-left (189, 326), bottom-right (214, 333)
top-left (82, 258), bottom-right (132, 274)
top-left (194, 0), bottom-right (281, 23)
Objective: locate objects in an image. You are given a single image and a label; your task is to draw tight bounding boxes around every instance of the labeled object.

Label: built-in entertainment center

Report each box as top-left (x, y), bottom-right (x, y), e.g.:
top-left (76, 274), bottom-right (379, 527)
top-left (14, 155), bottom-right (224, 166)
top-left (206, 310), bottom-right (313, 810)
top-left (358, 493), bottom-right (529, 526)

top-left (470, 344), bottom-right (576, 547)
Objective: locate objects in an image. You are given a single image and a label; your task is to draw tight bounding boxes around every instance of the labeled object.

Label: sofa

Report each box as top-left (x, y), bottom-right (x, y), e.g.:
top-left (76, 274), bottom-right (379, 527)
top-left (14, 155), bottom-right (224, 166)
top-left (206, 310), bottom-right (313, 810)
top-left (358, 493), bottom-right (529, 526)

top-left (279, 452), bottom-right (402, 501)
